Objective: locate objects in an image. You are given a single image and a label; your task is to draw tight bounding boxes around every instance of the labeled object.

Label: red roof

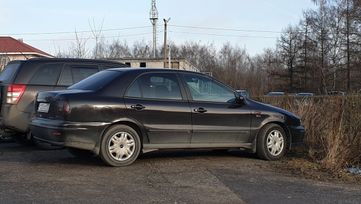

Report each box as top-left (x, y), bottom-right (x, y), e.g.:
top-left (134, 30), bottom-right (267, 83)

top-left (0, 36), bottom-right (52, 57)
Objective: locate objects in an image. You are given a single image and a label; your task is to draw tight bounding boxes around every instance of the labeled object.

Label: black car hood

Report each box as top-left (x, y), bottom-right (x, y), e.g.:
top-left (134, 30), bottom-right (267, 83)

top-left (246, 99), bottom-right (300, 120)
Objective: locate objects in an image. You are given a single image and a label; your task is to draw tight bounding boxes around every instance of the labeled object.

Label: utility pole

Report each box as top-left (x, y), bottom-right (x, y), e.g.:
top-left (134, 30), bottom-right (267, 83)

top-left (149, 0), bottom-right (158, 58)
top-left (168, 45), bottom-right (171, 69)
top-left (163, 18), bottom-right (170, 68)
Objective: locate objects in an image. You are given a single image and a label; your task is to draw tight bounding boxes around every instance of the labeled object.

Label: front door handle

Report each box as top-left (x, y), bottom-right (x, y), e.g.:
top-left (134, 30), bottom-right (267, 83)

top-left (194, 107), bottom-right (207, 113)
top-left (130, 104), bottom-right (145, 111)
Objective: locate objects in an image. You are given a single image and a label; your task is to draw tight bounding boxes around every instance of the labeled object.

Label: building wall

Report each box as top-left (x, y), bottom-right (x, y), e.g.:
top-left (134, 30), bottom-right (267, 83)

top-left (118, 58), bottom-right (199, 72)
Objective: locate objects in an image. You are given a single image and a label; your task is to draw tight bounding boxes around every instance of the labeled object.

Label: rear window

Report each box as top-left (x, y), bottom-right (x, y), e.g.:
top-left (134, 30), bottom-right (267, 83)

top-left (68, 70), bottom-right (122, 91)
top-left (0, 62), bottom-right (21, 83)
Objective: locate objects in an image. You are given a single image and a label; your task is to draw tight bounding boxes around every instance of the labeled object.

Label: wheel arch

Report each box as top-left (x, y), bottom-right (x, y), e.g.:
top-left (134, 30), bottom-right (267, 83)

top-left (92, 118), bottom-right (146, 155)
top-left (252, 121), bottom-right (291, 153)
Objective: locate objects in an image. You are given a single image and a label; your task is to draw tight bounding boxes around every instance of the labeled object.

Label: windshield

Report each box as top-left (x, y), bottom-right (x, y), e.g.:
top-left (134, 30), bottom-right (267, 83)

top-left (0, 62), bottom-right (21, 83)
top-left (69, 70), bottom-right (122, 91)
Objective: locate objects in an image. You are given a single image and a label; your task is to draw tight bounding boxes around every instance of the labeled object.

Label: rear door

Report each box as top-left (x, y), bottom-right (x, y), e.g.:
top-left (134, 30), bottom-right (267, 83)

top-left (124, 72), bottom-right (192, 144)
top-left (181, 73), bottom-right (252, 144)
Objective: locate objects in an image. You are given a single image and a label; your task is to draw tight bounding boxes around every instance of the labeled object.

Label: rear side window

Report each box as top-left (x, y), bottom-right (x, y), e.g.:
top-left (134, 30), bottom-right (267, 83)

top-left (126, 73), bottom-right (182, 100)
top-left (71, 66), bottom-right (98, 83)
top-left (58, 65), bottom-right (99, 86)
top-left (0, 62), bottom-right (21, 83)
top-left (58, 67), bottom-right (72, 86)
top-left (29, 64), bottom-right (62, 85)
top-left (69, 70), bottom-right (122, 91)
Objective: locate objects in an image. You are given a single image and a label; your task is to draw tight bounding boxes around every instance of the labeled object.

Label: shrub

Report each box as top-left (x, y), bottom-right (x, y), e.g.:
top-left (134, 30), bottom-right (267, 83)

top-left (255, 95), bottom-right (361, 170)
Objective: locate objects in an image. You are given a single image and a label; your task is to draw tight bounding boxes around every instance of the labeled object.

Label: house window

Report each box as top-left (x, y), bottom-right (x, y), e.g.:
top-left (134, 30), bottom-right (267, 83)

top-left (140, 62), bottom-right (146, 67)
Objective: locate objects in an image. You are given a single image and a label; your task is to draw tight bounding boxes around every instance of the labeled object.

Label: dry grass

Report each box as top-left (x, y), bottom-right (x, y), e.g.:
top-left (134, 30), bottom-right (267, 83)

top-left (256, 95), bottom-right (361, 171)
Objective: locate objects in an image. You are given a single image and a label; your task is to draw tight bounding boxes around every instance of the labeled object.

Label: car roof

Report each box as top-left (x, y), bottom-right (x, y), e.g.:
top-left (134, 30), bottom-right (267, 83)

top-left (108, 67), bottom-right (202, 75)
top-left (10, 57), bottom-right (126, 65)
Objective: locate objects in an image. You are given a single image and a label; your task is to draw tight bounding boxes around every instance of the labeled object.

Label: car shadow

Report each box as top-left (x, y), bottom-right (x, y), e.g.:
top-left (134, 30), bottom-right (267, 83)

top-left (139, 149), bottom-right (258, 160)
top-left (1, 142), bottom-right (259, 167)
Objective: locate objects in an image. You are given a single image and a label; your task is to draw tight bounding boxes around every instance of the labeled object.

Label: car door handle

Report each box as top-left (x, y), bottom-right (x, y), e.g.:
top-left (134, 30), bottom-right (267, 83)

top-left (130, 104), bottom-right (145, 111)
top-left (194, 107), bottom-right (207, 113)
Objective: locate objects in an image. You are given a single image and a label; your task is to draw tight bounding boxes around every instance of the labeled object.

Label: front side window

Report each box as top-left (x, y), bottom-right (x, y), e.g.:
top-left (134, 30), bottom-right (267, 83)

top-left (183, 74), bottom-right (235, 103)
top-left (126, 73), bottom-right (182, 100)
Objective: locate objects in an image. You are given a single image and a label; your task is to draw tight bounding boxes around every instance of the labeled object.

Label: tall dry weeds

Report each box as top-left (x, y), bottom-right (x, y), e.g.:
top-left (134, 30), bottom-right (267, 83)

top-left (256, 96), bottom-right (361, 171)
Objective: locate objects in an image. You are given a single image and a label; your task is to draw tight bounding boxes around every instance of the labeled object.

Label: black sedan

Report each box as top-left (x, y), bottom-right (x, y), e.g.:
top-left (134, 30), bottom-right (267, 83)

top-left (30, 68), bottom-right (305, 166)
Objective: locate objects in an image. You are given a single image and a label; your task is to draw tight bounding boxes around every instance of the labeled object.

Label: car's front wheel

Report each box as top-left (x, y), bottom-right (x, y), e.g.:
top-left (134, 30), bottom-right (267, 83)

top-left (257, 124), bottom-right (287, 160)
top-left (99, 125), bottom-right (141, 167)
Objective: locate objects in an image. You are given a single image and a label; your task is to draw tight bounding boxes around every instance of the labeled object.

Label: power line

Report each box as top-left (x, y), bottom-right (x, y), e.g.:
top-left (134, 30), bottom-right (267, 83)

top-left (169, 25), bottom-right (283, 34)
top-left (0, 26), bottom-right (152, 36)
top-left (26, 32), bottom-right (157, 42)
top-left (168, 31), bottom-right (278, 39)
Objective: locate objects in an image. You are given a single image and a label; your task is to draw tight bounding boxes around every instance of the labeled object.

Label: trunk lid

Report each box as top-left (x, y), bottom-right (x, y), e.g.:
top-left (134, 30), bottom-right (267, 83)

top-left (35, 89), bottom-right (90, 120)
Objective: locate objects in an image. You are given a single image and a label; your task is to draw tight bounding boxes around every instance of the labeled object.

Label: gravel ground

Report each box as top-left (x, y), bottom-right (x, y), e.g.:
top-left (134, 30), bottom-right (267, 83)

top-left (0, 142), bottom-right (361, 204)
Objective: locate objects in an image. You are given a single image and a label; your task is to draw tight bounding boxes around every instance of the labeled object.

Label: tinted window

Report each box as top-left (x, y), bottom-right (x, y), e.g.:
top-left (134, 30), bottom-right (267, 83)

top-left (126, 73), bottom-right (182, 100)
top-left (183, 74), bottom-right (235, 103)
top-left (126, 80), bottom-right (141, 98)
top-left (58, 67), bottom-right (73, 86)
top-left (69, 70), bottom-right (121, 91)
top-left (29, 63), bottom-right (62, 85)
top-left (71, 66), bottom-right (98, 83)
top-left (0, 62), bottom-right (20, 83)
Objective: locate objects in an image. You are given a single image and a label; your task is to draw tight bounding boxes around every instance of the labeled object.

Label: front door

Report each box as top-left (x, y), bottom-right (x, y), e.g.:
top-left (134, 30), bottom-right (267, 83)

top-left (124, 72), bottom-right (192, 144)
top-left (181, 73), bottom-right (252, 144)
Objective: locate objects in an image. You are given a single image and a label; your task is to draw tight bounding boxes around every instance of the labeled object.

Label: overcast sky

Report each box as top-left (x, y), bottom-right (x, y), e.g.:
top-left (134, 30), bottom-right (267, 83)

top-left (1, 0), bottom-right (316, 56)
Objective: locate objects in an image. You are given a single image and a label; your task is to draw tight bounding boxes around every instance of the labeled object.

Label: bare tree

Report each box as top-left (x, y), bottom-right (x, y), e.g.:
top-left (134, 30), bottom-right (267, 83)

top-left (70, 30), bottom-right (89, 58)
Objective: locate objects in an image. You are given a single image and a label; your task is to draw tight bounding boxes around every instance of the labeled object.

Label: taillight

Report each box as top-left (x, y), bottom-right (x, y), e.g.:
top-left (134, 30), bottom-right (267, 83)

top-left (7, 84), bottom-right (26, 104)
top-left (57, 100), bottom-right (70, 114)
top-left (63, 101), bottom-right (70, 114)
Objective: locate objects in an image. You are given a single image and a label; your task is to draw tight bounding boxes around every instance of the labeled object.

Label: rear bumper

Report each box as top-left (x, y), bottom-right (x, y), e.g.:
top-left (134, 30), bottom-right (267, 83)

top-left (30, 118), bottom-right (108, 152)
top-left (288, 125), bottom-right (305, 147)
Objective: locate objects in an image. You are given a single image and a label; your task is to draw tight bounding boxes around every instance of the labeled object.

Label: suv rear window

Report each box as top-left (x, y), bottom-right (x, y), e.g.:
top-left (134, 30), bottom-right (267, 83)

top-left (0, 62), bottom-right (21, 83)
top-left (69, 70), bottom-right (122, 91)
top-left (29, 63), bottom-right (62, 85)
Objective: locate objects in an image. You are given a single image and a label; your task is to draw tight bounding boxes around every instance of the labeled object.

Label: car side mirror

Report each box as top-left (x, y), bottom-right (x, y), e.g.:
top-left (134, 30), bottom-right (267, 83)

top-left (234, 92), bottom-right (245, 104)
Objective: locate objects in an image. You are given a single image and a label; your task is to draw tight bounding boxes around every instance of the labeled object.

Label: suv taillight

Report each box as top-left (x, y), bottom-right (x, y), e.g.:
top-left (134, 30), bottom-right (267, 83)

top-left (7, 84), bottom-right (26, 104)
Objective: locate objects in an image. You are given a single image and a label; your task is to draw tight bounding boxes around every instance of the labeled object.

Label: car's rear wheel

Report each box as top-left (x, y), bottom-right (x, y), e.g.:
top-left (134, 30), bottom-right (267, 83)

top-left (257, 124), bottom-right (287, 160)
top-left (99, 125), bottom-right (141, 167)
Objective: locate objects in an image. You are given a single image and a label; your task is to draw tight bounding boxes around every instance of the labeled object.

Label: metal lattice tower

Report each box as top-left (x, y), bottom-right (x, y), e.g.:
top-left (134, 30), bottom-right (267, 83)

top-left (150, 0), bottom-right (158, 58)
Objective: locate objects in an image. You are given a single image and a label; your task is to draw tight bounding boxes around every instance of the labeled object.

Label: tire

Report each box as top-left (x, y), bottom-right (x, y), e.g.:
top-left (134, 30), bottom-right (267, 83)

top-left (256, 124), bottom-right (287, 161)
top-left (68, 148), bottom-right (95, 158)
top-left (99, 125), bottom-right (141, 167)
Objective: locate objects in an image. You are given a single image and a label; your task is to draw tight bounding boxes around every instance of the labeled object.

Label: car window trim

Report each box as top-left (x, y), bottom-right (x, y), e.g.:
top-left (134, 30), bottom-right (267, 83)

top-left (123, 71), bottom-right (188, 102)
top-left (179, 73), bottom-right (236, 104)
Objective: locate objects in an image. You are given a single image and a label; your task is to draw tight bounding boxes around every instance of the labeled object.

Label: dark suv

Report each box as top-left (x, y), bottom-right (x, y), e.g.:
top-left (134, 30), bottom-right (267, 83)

top-left (0, 58), bottom-right (127, 140)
